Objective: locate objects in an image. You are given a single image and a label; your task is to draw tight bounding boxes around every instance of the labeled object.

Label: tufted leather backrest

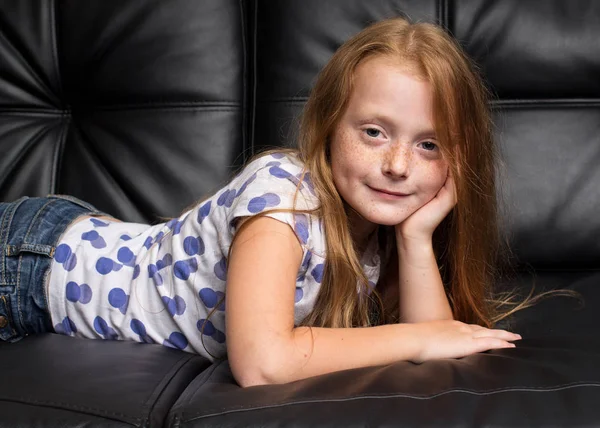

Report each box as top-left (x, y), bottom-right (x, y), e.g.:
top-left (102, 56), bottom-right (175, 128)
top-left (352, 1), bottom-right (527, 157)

top-left (0, 0), bottom-right (247, 222)
top-left (1, 0), bottom-right (599, 269)
top-left (249, 0), bottom-right (600, 270)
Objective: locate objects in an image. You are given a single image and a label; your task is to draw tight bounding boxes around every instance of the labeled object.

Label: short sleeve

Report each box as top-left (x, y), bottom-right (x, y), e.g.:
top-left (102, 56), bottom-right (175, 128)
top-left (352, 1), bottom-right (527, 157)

top-left (221, 153), bottom-right (321, 252)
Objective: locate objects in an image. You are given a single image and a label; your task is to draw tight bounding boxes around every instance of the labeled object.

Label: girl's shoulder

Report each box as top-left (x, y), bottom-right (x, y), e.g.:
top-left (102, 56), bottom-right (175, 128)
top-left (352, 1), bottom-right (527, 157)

top-left (240, 150), bottom-right (306, 177)
top-left (227, 150), bottom-right (318, 210)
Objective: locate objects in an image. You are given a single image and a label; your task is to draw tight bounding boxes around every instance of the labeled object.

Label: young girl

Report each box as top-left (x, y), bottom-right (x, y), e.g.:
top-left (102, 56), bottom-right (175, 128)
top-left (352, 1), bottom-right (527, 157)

top-left (0, 17), bottom-right (526, 387)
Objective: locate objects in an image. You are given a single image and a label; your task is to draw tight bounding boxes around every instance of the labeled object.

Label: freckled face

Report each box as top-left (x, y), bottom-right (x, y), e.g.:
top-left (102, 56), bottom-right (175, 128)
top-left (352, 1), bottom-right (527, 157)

top-left (329, 56), bottom-right (449, 229)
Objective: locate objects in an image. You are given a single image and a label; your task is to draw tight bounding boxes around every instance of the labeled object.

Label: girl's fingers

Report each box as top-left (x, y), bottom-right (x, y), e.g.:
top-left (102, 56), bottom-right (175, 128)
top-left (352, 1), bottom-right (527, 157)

top-left (472, 328), bottom-right (521, 341)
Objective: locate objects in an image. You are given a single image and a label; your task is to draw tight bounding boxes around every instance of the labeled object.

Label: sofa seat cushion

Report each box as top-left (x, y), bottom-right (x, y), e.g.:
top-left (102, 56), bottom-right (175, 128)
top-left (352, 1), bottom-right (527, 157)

top-left (167, 272), bottom-right (600, 427)
top-left (0, 334), bottom-right (211, 427)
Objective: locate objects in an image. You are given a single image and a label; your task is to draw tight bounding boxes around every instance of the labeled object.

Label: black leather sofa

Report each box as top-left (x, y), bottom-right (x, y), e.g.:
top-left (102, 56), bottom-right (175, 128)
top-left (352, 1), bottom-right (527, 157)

top-left (1, 0), bottom-right (600, 426)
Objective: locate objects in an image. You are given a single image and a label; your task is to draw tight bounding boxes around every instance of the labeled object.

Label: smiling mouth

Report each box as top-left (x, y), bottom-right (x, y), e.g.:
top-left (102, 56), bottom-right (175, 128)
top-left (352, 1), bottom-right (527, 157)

top-left (370, 186), bottom-right (410, 197)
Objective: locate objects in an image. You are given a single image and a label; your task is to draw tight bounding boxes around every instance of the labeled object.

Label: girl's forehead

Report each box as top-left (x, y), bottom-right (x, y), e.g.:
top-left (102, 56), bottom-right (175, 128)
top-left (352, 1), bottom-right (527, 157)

top-left (354, 54), bottom-right (423, 79)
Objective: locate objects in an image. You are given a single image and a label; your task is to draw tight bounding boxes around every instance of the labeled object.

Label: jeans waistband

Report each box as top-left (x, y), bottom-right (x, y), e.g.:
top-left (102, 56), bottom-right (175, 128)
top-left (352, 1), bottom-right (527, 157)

top-left (0, 195), bottom-right (105, 341)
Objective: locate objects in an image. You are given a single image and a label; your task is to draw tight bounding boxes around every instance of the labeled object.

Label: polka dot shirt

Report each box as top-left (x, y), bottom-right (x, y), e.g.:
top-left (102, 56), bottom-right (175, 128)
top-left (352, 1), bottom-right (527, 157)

top-left (47, 152), bottom-right (382, 361)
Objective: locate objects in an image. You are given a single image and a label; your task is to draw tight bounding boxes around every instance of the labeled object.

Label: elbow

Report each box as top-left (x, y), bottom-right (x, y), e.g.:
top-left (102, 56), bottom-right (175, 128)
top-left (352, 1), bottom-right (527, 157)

top-left (235, 371), bottom-right (276, 388)
top-left (229, 345), bottom-right (289, 388)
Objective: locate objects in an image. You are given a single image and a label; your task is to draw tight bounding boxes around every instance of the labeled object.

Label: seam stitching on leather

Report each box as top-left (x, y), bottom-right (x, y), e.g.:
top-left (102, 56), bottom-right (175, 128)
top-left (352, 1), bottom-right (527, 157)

top-left (0, 397), bottom-right (141, 422)
top-left (183, 381), bottom-right (600, 421)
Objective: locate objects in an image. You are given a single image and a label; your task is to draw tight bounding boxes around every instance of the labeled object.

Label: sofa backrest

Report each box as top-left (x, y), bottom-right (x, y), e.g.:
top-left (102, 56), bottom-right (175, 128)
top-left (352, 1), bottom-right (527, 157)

top-left (0, 0), bottom-right (246, 222)
top-left (1, 0), bottom-right (598, 269)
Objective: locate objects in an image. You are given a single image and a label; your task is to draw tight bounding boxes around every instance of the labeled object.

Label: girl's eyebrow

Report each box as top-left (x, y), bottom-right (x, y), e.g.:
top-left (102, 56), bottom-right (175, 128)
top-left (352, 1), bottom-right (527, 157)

top-left (356, 117), bottom-right (436, 139)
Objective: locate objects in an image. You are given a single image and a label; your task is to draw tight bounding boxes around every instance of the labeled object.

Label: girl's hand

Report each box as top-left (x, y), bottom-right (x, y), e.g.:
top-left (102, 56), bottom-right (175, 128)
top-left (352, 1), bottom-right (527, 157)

top-left (396, 170), bottom-right (457, 242)
top-left (411, 319), bottom-right (522, 364)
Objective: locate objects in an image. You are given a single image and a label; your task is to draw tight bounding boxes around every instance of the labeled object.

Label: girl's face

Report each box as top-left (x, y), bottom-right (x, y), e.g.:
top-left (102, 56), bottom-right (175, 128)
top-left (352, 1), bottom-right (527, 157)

top-left (330, 55), bottom-right (449, 232)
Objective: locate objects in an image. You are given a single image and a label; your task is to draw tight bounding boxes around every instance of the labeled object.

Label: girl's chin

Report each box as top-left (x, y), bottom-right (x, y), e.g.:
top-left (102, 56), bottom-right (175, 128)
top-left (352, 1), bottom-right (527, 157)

top-left (360, 212), bottom-right (411, 227)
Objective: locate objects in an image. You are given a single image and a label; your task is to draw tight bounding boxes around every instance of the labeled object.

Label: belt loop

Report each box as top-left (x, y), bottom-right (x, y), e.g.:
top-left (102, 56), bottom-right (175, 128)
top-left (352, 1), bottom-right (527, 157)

top-left (0, 197), bottom-right (28, 284)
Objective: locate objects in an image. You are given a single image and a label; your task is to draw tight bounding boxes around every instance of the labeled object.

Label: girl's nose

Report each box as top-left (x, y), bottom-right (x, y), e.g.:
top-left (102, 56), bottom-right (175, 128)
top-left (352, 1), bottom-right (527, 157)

top-left (382, 143), bottom-right (410, 178)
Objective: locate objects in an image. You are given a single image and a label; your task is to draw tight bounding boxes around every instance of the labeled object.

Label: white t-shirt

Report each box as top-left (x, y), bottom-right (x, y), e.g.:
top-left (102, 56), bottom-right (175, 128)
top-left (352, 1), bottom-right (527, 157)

top-left (47, 152), bottom-right (382, 361)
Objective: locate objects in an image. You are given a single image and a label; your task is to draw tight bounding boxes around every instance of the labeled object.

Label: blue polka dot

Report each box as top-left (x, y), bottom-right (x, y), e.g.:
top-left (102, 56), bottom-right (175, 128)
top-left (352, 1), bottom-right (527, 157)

top-left (153, 231), bottom-right (164, 244)
top-left (90, 218), bottom-right (109, 227)
top-left (108, 288), bottom-right (127, 308)
top-left (217, 189), bottom-right (237, 208)
top-left (82, 230), bottom-right (107, 249)
top-left (183, 236), bottom-right (199, 255)
top-left (183, 236), bottom-right (205, 256)
top-left (269, 165), bottom-right (291, 178)
top-left (199, 288), bottom-right (217, 307)
top-left (162, 295), bottom-right (187, 316)
top-left (63, 253), bottom-right (77, 271)
top-left (143, 237), bottom-right (153, 249)
top-left (54, 244), bottom-right (72, 263)
top-left (55, 317), bottom-right (77, 335)
top-left (66, 281), bottom-right (80, 302)
top-left (271, 152), bottom-right (285, 159)
top-left (248, 193), bottom-right (280, 213)
top-left (120, 234), bottom-right (132, 241)
top-left (199, 289), bottom-right (226, 311)
top-left (302, 172), bottom-right (316, 195)
top-left (96, 257), bottom-right (114, 275)
top-left (236, 173), bottom-right (257, 197)
top-left (295, 287), bottom-right (304, 303)
top-left (82, 230), bottom-right (99, 240)
top-left (151, 271), bottom-right (164, 286)
top-left (197, 319), bottom-right (215, 336)
top-left (79, 283), bottom-right (92, 304)
top-left (248, 196), bottom-right (266, 213)
top-left (197, 200), bottom-right (211, 224)
top-left (269, 166), bottom-right (303, 189)
top-left (117, 247), bottom-right (134, 264)
top-left (265, 161), bottom-right (281, 167)
top-left (92, 238), bottom-right (107, 249)
top-left (173, 258), bottom-right (198, 281)
top-left (301, 251), bottom-right (312, 269)
top-left (130, 319), bottom-right (146, 336)
top-left (263, 193), bottom-right (281, 205)
top-left (294, 215), bottom-right (309, 244)
top-left (133, 264), bottom-right (140, 279)
top-left (173, 221), bottom-right (183, 235)
top-left (156, 253), bottom-right (173, 270)
top-left (213, 257), bottom-right (227, 281)
top-left (164, 332), bottom-right (188, 350)
top-left (93, 316), bottom-right (117, 340)
top-left (213, 329), bottom-right (226, 344)
top-left (311, 263), bottom-right (324, 283)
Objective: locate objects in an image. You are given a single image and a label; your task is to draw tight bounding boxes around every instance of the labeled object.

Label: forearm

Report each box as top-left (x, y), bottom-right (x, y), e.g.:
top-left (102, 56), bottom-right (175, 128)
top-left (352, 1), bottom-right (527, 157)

top-left (258, 324), bottom-right (420, 386)
top-left (396, 236), bottom-right (453, 323)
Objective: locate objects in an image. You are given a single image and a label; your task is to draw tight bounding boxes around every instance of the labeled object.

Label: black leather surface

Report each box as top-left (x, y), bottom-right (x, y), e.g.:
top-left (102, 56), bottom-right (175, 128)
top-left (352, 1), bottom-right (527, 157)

top-left (171, 341), bottom-right (600, 427)
top-left (495, 105), bottom-right (600, 268)
top-left (169, 271), bottom-right (600, 426)
top-left (0, 0), bottom-right (247, 222)
top-left (0, 334), bottom-right (211, 426)
top-left (454, 0), bottom-right (600, 98)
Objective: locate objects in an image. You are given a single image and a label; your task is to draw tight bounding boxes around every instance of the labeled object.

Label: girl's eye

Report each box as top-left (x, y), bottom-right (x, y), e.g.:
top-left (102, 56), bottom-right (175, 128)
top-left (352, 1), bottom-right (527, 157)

top-left (420, 141), bottom-right (438, 151)
top-left (365, 128), bottom-right (381, 138)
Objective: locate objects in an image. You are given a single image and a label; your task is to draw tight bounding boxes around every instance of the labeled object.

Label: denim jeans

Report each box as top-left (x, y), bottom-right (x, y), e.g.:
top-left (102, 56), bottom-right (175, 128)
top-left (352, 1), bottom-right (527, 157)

top-left (0, 195), bottom-right (106, 342)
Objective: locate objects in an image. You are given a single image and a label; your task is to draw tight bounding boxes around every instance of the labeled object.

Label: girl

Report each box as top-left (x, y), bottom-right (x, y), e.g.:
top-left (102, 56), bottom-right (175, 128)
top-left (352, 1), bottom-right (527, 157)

top-left (0, 17), bottom-right (526, 388)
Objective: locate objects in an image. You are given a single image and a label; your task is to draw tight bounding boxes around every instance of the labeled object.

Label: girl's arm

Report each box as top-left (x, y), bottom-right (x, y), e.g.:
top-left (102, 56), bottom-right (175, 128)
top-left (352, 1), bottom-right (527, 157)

top-left (392, 170), bottom-right (457, 323)
top-left (395, 233), bottom-right (453, 323)
top-left (226, 217), bottom-right (520, 387)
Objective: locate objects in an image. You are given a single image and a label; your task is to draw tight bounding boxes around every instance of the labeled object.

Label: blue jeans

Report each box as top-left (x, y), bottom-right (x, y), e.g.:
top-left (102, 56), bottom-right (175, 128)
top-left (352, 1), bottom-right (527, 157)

top-left (0, 195), bottom-right (106, 342)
